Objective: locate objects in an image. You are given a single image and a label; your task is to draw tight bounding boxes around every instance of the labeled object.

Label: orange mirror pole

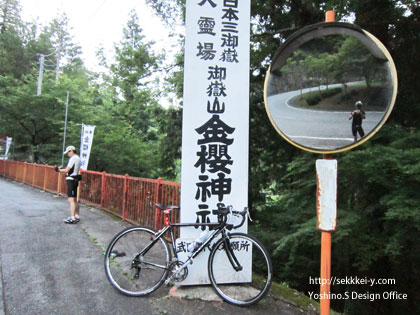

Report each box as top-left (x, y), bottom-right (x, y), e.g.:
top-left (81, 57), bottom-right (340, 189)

top-left (326, 10), bottom-right (335, 23)
top-left (318, 154), bottom-right (335, 315)
top-left (320, 11), bottom-right (335, 315)
top-left (320, 231), bottom-right (332, 314)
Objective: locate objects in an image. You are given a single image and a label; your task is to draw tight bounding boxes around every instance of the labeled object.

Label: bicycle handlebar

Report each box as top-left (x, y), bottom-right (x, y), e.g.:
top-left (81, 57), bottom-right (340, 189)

top-left (231, 208), bottom-right (248, 229)
top-left (212, 205), bottom-right (250, 230)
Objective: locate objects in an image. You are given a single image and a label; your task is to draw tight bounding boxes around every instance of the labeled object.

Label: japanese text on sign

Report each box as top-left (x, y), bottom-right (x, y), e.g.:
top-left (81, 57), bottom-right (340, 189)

top-left (180, 0), bottom-right (250, 284)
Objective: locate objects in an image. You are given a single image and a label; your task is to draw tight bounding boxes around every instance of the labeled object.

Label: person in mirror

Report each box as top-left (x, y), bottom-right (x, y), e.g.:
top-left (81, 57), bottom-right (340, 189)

top-left (349, 101), bottom-right (366, 142)
top-left (55, 146), bottom-right (81, 224)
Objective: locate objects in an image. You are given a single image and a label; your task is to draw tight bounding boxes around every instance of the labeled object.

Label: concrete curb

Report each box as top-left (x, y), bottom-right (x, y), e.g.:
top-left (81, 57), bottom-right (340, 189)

top-left (169, 285), bottom-right (223, 302)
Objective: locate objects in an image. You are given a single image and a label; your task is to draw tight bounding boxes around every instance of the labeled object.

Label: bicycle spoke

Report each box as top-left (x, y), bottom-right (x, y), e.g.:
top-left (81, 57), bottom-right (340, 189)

top-left (104, 226), bottom-right (171, 296)
top-left (140, 260), bottom-right (168, 270)
top-left (209, 233), bottom-right (272, 306)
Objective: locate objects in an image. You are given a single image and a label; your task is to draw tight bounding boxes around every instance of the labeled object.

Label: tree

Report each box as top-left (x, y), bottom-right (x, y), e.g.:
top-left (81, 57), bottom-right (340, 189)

top-left (72, 10), bottom-right (168, 178)
top-left (44, 13), bottom-right (81, 81)
top-left (0, 0), bottom-right (26, 78)
top-left (0, 0), bottom-right (21, 33)
top-left (106, 10), bottom-right (162, 137)
top-left (0, 3), bottom-right (88, 163)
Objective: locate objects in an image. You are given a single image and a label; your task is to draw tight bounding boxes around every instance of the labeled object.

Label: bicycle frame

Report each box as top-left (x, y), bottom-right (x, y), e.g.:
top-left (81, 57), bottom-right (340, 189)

top-left (137, 221), bottom-right (240, 275)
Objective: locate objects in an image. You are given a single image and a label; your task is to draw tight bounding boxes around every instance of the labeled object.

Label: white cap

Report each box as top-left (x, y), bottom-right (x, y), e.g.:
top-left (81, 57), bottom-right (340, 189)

top-left (63, 145), bottom-right (76, 154)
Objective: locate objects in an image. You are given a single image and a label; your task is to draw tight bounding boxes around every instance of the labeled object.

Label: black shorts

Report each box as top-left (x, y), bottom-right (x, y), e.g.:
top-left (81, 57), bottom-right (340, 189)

top-left (66, 179), bottom-right (79, 198)
top-left (352, 125), bottom-right (365, 137)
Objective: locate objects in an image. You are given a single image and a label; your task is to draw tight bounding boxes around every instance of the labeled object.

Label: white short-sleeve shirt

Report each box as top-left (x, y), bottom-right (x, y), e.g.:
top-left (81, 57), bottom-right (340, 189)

top-left (66, 155), bottom-right (81, 180)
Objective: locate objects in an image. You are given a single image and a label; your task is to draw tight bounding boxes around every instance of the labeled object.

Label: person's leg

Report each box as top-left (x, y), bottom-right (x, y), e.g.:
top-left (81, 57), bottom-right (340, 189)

top-left (68, 197), bottom-right (76, 218)
top-left (64, 180), bottom-right (78, 223)
top-left (352, 125), bottom-right (358, 142)
top-left (75, 201), bottom-right (80, 219)
top-left (74, 183), bottom-right (80, 219)
top-left (359, 126), bottom-right (365, 138)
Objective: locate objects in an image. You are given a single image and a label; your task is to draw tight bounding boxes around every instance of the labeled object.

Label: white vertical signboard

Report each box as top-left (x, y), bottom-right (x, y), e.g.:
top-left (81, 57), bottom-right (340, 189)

top-left (80, 124), bottom-right (95, 170)
top-left (4, 137), bottom-right (12, 160)
top-left (179, 0), bottom-right (251, 284)
top-left (316, 159), bottom-right (338, 231)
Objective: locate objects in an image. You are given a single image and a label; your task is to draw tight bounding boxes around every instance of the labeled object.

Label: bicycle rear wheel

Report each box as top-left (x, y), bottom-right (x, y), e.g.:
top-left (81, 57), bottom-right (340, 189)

top-left (104, 226), bottom-right (171, 296)
top-left (208, 232), bottom-right (272, 306)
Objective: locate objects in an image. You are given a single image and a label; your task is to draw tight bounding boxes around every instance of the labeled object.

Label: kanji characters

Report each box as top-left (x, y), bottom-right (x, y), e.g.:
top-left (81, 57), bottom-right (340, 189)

top-left (198, 0), bottom-right (217, 8)
top-left (197, 42), bottom-right (216, 60)
top-left (198, 17), bottom-right (216, 35)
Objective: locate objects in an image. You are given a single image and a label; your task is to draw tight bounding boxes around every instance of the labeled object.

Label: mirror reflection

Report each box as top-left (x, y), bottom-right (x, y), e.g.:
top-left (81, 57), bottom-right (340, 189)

top-left (266, 34), bottom-right (395, 151)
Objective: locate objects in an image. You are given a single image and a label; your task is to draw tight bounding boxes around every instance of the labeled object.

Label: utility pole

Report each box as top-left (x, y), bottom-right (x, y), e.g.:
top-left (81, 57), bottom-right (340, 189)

top-left (61, 91), bottom-right (70, 166)
top-left (37, 54), bottom-right (45, 96)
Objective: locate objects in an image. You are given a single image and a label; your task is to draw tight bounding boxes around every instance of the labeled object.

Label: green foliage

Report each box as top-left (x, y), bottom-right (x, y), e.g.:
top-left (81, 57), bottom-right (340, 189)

top-left (299, 87), bottom-right (342, 106)
top-left (321, 87), bottom-right (342, 98)
top-left (145, 0), bottom-right (185, 26)
top-left (0, 0), bottom-right (22, 33)
top-left (154, 106), bottom-right (182, 179)
top-left (306, 94), bottom-right (322, 106)
top-left (250, 126), bottom-right (420, 314)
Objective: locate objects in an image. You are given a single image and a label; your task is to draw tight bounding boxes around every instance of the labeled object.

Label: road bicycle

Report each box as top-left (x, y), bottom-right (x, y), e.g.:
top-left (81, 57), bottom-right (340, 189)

top-left (104, 204), bottom-right (272, 306)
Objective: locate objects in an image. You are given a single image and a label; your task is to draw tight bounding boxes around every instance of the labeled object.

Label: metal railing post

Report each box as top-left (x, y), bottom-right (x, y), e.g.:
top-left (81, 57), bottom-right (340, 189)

top-left (22, 162), bottom-right (27, 183)
top-left (154, 177), bottom-right (162, 230)
top-left (32, 163), bottom-right (36, 187)
top-left (122, 174), bottom-right (129, 220)
top-left (43, 165), bottom-right (47, 191)
top-left (101, 171), bottom-right (106, 208)
top-left (77, 170), bottom-right (83, 203)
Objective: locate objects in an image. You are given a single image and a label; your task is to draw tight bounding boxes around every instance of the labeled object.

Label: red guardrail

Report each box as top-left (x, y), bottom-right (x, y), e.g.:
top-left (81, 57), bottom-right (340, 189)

top-left (125, 177), bottom-right (157, 227)
top-left (0, 160), bottom-right (180, 231)
top-left (44, 165), bottom-right (59, 193)
top-left (79, 170), bottom-right (102, 207)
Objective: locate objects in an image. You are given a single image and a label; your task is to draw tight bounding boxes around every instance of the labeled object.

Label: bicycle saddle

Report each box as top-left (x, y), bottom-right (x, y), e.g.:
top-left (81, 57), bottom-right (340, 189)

top-left (155, 204), bottom-right (180, 211)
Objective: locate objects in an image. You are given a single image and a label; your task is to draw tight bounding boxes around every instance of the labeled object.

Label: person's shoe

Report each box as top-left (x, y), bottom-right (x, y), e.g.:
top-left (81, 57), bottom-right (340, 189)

top-left (63, 217), bottom-right (78, 224)
top-left (74, 217), bottom-right (80, 223)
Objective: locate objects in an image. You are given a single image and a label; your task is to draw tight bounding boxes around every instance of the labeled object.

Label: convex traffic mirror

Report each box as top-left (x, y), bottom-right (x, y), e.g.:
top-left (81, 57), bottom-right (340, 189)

top-left (264, 22), bottom-right (397, 153)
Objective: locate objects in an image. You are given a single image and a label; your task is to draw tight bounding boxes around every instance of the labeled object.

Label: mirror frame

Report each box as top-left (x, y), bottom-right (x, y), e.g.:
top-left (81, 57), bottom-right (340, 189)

top-left (264, 22), bottom-right (398, 154)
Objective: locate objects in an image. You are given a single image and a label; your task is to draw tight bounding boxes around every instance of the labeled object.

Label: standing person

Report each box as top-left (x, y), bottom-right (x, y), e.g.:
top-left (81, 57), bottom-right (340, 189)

top-left (55, 145), bottom-right (81, 224)
top-left (349, 101), bottom-right (366, 142)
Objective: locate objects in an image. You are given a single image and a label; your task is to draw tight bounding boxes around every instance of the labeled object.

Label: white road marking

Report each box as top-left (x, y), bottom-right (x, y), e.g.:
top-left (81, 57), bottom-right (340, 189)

top-left (288, 135), bottom-right (354, 141)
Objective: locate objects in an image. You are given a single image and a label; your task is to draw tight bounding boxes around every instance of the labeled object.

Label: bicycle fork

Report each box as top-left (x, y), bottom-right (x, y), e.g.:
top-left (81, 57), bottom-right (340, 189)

top-left (223, 237), bottom-right (243, 272)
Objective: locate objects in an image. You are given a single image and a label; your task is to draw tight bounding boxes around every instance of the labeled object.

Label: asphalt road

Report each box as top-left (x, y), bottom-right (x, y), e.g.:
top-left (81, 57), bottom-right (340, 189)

top-left (0, 178), bottom-right (314, 315)
top-left (267, 85), bottom-right (384, 150)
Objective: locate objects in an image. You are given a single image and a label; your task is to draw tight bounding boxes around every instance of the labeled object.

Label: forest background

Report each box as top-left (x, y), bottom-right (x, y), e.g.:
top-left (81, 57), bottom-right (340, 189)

top-left (0, 0), bottom-right (419, 314)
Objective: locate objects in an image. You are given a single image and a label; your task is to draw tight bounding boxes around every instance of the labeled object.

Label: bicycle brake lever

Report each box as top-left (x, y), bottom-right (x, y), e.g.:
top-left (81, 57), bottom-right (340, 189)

top-left (246, 207), bottom-right (253, 222)
top-left (227, 205), bottom-right (233, 215)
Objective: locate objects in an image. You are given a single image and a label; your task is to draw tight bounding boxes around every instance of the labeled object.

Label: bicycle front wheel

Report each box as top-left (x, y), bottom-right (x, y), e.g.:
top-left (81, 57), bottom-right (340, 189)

top-left (104, 226), bottom-right (171, 296)
top-left (208, 232), bottom-right (272, 306)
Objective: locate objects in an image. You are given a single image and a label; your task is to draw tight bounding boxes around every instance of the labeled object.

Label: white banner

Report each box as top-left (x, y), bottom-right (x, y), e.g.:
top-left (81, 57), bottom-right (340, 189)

top-left (4, 137), bottom-right (12, 160)
top-left (79, 124), bottom-right (95, 170)
top-left (180, 0), bottom-right (250, 284)
top-left (316, 159), bottom-right (338, 231)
